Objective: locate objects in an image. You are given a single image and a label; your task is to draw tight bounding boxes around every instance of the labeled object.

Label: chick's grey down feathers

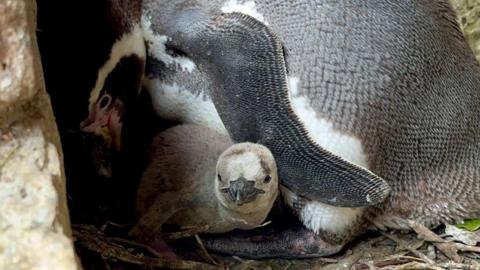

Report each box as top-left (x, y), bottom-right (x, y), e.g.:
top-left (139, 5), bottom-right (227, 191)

top-left (130, 124), bottom-right (278, 240)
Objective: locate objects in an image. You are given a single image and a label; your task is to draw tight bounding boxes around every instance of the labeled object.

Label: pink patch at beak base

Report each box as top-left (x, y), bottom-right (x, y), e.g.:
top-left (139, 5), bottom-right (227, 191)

top-left (80, 96), bottom-right (124, 150)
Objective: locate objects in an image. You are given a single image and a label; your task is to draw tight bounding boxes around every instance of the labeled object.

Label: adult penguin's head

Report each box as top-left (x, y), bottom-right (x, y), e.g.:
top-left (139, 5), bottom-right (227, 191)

top-left (80, 28), bottom-right (145, 150)
top-left (74, 0), bottom-right (146, 177)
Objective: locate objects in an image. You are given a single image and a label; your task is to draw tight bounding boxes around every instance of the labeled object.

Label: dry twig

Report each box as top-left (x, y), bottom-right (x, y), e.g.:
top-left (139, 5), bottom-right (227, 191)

top-left (380, 231), bottom-right (432, 264)
top-left (162, 225), bottom-right (211, 240)
top-left (195, 234), bottom-right (222, 266)
top-left (73, 224), bottom-right (224, 270)
top-left (385, 261), bottom-right (444, 270)
top-left (108, 236), bottom-right (163, 258)
top-left (321, 250), bottom-right (364, 270)
top-left (408, 220), bottom-right (463, 262)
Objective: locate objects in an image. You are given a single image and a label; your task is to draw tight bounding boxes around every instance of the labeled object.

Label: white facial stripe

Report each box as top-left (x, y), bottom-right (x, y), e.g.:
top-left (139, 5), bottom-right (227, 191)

top-left (221, 0), bottom-right (268, 25)
top-left (280, 186), bottom-right (364, 234)
top-left (144, 78), bottom-right (227, 134)
top-left (141, 16), bottom-right (196, 73)
top-left (288, 76), bottom-right (369, 168)
top-left (226, 152), bottom-right (262, 180)
top-left (88, 25), bottom-right (146, 109)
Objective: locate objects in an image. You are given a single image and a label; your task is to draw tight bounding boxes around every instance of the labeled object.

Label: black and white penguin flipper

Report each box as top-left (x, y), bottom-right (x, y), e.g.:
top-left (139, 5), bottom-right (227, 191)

top-left (141, 2), bottom-right (390, 208)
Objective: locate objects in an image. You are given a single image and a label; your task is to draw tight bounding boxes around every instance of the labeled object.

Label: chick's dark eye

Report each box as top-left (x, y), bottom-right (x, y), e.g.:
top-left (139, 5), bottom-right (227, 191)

top-left (217, 174), bottom-right (222, 182)
top-left (264, 175), bottom-right (272, 183)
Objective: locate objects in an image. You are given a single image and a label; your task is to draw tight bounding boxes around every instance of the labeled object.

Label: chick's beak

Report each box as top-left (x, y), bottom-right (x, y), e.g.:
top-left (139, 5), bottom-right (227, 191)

top-left (221, 177), bottom-right (265, 206)
top-left (80, 94), bottom-right (124, 150)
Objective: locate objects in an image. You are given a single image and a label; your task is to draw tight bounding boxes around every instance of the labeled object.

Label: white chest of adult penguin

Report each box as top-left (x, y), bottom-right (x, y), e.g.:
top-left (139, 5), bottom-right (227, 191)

top-left (128, 124), bottom-right (278, 240)
top-left (140, 0), bottom-right (480, 258)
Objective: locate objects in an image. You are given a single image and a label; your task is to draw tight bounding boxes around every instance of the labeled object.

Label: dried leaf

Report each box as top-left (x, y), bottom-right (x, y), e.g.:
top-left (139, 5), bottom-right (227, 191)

top-left (445, 224), bottom-right (480, 246)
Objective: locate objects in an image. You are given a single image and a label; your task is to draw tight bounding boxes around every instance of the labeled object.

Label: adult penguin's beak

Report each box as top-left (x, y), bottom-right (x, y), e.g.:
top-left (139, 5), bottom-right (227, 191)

top-left (80, 93), bottom-right (124, 150)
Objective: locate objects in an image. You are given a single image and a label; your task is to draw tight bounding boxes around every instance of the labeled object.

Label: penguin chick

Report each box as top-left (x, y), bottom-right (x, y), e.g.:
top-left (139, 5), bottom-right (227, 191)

top-left (129, 124), bottom-right (278, 241)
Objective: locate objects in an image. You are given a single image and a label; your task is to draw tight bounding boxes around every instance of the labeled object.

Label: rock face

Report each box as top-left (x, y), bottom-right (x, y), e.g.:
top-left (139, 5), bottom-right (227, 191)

top-left (451, 0), bottom-right (480, 61)
top-left (0, 0), bottom-right (78, 269)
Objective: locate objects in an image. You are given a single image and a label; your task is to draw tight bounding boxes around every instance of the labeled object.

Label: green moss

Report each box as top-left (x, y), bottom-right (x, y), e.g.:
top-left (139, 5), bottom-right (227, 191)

top-left (456, 219), bottom-right (480, 231)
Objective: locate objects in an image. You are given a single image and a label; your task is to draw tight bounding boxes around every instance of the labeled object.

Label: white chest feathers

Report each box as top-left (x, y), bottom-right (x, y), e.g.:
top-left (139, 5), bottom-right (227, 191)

top-left (281, 186), bottom-right (364, 234)
top-left (286, 77), bottom-right (368, 234)
top-left (287, 76), bottom-right (369, 168)
top-left (144, 78), bottom-right (227, 134)
top-left (142, 15), bottom-right (227, 134)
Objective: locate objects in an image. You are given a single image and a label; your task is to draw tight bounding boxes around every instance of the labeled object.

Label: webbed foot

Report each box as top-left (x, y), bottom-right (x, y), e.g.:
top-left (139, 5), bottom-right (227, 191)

top-left (202, 225), bottom-right (343, 259)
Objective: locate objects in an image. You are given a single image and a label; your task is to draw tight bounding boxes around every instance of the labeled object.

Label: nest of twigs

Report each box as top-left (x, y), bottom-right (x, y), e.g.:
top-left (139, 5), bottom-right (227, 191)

top-left (73, 221), bottom-right (480, 270)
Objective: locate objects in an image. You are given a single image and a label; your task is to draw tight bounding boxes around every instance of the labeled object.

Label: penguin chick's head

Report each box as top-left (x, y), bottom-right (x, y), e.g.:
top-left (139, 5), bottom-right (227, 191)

top-left (80, 26), bottom-right (145, 151)
top-left (215, 142), bottom-right (278, 214)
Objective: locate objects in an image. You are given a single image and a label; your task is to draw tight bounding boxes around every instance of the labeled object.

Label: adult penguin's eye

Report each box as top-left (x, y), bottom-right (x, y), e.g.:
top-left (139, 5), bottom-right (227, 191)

top-left (264, 175), bottom-right (272, 183)
top-left (99, 94), bottom-right (111, 109)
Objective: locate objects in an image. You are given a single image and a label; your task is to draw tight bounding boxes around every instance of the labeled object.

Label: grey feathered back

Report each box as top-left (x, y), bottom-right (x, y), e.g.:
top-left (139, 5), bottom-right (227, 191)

top-left (254, 0), bottom-right (480, 225)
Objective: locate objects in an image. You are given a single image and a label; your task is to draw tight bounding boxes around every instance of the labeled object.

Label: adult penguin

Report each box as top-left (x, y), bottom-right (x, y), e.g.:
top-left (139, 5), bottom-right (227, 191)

top-left (38, 0), bottom-right (146, 177)
top-left (78, 0), bottom-right (146, 155)
top-left (37, 0), bottom-right (146, 222)
top-left (140, 0), bottom-right (480, 257)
